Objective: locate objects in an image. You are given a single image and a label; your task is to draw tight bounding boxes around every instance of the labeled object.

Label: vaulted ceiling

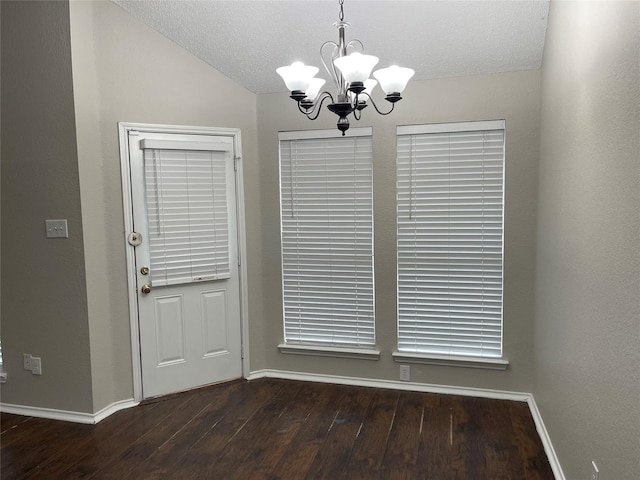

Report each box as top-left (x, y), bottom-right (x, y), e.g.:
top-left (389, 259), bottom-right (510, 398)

top-left (112, 0), bottom-right (550, 94)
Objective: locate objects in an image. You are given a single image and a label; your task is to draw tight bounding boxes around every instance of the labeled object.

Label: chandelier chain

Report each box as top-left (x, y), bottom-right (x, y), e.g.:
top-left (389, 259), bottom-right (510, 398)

top-left (339, 0), bottom-right (344, 21)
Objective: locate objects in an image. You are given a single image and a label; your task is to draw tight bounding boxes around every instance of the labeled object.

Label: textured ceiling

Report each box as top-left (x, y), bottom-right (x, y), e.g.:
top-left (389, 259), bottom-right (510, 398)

top-left (112, 0), bottom-right (550, 95)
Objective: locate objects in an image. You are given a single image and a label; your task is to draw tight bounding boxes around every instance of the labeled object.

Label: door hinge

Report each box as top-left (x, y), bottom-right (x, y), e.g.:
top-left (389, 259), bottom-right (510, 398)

top-left (234, 156), bottom-right (241, 171)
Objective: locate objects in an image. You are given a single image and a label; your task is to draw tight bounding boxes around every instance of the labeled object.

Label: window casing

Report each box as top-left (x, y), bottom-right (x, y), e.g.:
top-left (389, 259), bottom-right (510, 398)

top-left (396, 120), bottom-right (505, 359)
top-left (279, 128), bottom-right (375, 348)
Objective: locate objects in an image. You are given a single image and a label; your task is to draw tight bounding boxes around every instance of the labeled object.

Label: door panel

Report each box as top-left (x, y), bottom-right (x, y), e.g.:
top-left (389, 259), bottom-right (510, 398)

top-left (128, 130), bottom-right (242, 399)
top-left (201, 289), bottom-right (229, 356)
top-left (154, 295), bottom-right (185, 365)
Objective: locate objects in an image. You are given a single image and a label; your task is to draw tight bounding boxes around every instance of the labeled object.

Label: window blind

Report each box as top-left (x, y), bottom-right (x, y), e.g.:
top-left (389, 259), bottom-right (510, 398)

top-left (144, 147), bottom-right (230, 287)
top-left (279, 128), bottom-right (375, 347)
top-left (397, 121), bottom-right (505, 358)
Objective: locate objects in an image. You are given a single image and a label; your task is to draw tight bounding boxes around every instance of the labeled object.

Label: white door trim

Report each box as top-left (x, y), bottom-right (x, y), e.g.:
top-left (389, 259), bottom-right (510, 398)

top-left (118, 122), bottom-right (250, 402)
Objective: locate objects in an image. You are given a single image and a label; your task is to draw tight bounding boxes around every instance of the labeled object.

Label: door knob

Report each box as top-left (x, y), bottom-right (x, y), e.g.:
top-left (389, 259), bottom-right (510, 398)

top-left (141, 284), bottom-right (152, 294)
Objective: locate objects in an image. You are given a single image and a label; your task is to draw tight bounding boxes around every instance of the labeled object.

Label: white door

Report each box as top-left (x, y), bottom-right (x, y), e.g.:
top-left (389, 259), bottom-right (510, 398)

top-left (127, 130), bottom-right (242, 399)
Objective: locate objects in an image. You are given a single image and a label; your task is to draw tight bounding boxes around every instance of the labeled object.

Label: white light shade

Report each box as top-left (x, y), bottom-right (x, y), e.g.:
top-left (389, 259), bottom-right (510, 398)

top-left (348, 79), bottom-right (377, 102)
top-left (305, 78), bottom-right (326, 101)
top-left (277, 62), bottom-right (319, 92)
top-left (333, 52), bottom-right (379, 84)
top-left (363, 79), bottom-right (377, 95)
top-left (373, 65), bottom-right (415, 94)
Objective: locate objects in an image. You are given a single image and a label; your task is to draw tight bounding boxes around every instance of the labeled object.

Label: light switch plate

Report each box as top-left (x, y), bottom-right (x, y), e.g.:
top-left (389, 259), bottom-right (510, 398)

top-left (45, 219), bottom-right (68, 238)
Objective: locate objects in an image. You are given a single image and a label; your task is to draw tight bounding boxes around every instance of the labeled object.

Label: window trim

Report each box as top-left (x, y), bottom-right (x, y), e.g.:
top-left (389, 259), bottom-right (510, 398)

top-left (392, 351), bottom-right (509, 370)
top-left (278, 343), bottom-right (381, 361)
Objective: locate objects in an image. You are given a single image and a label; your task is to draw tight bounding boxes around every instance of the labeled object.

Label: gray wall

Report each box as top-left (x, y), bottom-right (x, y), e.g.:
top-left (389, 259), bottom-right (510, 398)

top-left (256, 70), bottom-right (541, 392)
top-left (68, 0), bottom-right (259, 411)
top-left (1, 0), bottom-right (259, 414)
top-left (1, 1), bottom-right (93, 412)
top-left (535, 1), bottom-right (640, 479)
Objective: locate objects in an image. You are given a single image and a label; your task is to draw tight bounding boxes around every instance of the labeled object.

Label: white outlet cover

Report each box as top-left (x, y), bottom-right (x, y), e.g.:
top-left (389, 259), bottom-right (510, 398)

top-left (31, 357), bottom-right (42, 375)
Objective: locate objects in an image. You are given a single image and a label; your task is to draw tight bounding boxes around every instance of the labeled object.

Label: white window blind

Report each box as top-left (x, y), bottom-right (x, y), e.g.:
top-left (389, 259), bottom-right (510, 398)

top-left (279, 128), bottom-right (375, 347)
top-left (397, 121), bottom-right (505, 358)
top-left (144, 147), bottom-right (230, 287)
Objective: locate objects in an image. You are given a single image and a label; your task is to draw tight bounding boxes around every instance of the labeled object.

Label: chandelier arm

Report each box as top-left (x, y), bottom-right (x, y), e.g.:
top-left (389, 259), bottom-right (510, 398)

top-left (321, 41), bottom-right (341, 90)
top-left (332, 47), bottom-right (347, 96)
top-left (353, 107), bottom-right (361, 121)
top-left (352, 97), bottom-right (363, 121)
top-left (299, 91), bottom-right (335, 120)
top-left (345, 39), bottom-right (364, 54)
top-left (359, 92), bottom-right (396, 115)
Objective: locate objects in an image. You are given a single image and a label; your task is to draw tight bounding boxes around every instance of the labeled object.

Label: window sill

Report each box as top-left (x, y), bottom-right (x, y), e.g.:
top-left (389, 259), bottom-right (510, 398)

top-left (392, 351), bottom-right (509, 370)
top-left (278, 343), bottom-right (380, 361)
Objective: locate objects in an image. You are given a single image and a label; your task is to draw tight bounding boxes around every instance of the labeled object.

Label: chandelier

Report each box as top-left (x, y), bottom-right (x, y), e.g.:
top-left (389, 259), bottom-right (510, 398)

top-left (276, 0), bottom-right (414, 135)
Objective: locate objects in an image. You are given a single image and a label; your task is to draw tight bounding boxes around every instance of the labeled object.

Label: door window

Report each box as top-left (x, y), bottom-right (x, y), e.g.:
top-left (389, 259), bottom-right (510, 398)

top-left (143, 144), bottom-right (230, 286)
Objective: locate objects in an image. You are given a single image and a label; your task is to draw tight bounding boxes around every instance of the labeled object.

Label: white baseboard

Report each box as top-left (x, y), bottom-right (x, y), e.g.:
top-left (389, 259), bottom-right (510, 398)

top-left (247, 368), bottom-right (565, 480)
top-left (93, 398), bottom-right (139, 423)
top-left (0, 398), bottom-right (138, 425)
top-left (526, 396), bottom-right (566, 480)
top-left (247, 368), bottom-right (531, 401)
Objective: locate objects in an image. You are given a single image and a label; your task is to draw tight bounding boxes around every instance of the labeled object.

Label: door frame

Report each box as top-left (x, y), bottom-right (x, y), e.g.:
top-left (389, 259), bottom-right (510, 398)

top-left (118, 122), bottom-right (250, 402)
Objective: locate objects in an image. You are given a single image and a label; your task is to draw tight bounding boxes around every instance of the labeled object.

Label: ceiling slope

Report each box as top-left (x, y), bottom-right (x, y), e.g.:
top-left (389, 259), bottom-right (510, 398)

top-left (112, 0), bottom-right (549, 94)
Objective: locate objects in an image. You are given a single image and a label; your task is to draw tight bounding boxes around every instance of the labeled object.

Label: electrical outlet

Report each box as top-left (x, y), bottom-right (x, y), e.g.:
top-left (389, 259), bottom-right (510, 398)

top-left (400, 364), bottom-right (411, 381)
top-left (590, 461), bottom-right (599, 480)
top-left (31, 357), bottom-right (42, 375)
top-left (23, 353), bottom-right (32, 370)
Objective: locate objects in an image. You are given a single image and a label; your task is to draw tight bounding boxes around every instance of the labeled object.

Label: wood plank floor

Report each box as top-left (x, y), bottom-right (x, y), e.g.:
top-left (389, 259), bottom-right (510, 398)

top-left (1, 378), bottom-right (554, 479)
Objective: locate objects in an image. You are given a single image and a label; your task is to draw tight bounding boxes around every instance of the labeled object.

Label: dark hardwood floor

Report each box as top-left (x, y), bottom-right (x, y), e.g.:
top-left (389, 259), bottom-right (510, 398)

top-left (1, 378), bottom-right (554, 479)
